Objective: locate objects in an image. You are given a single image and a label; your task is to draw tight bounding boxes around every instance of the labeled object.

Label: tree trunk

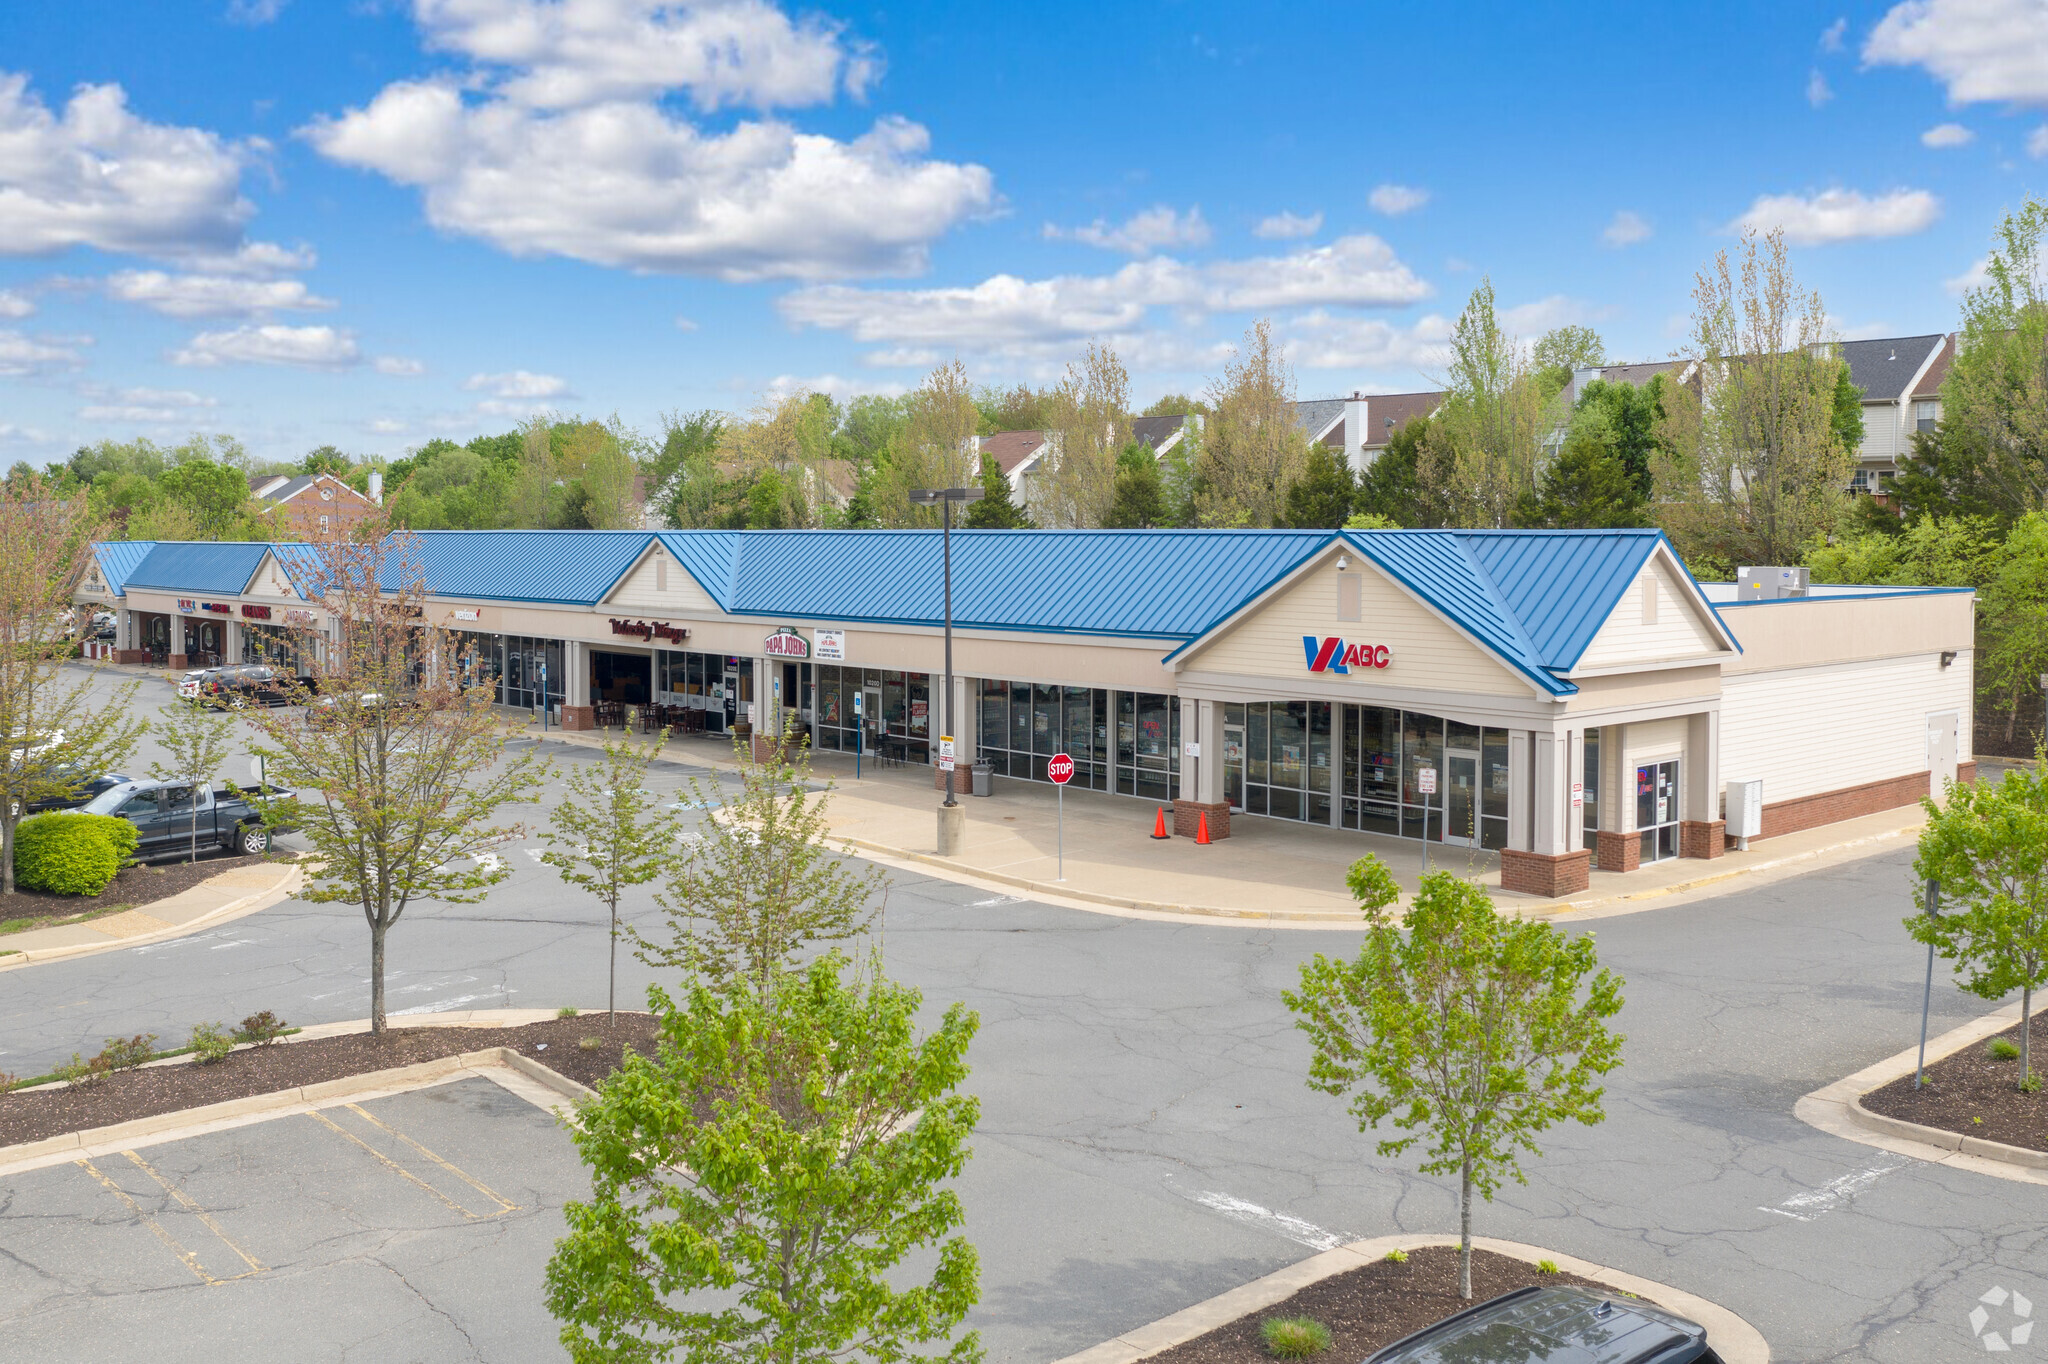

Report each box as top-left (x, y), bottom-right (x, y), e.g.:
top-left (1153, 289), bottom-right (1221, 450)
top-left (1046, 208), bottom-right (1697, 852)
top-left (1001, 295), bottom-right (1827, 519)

top-left (608, 902), bottom-right (618, 1028)
top-left (370, 911), bottom-right (387, 1036)
top-left (1459, 1154), bottom-right (1473, 1301)
top-left (2023, 983), bottom-right (2034, 1090)
top-left (1, 810), bottom-right (14, 894)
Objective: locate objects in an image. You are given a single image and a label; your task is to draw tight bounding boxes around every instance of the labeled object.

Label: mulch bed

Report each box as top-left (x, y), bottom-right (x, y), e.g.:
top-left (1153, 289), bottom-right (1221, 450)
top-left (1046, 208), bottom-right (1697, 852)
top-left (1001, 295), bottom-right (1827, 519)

top-left (0, 1013), bottom-right (659, 1148)
top-left (1144, 1245), bottom-right (1605, 1364)
top-left (1863, 1007), bottom-right (2048, 1151)
top-left (0, 851), bottom-right (278, 931)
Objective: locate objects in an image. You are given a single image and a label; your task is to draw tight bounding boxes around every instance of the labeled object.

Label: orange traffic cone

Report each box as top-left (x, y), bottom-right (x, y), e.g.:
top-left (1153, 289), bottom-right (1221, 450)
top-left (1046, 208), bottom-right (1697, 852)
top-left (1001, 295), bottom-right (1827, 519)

top-left (1151, 806), bottom-right (1170, 839)
top-left (1196, 811), bottom-right (1211, 845)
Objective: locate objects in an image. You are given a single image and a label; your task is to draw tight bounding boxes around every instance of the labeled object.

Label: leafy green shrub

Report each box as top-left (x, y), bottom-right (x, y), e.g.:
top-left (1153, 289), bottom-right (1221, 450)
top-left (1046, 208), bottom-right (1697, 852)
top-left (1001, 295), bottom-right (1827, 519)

top-left (557, 1006), bottom-right (579, 1019)
top-left (56, 1052), bottom-right (110, 1087)
top-left (1382, 1248), bottom-right (1408, 1263)
top-left (1537, 1259), bottom-right (1560, 1274)
top-left (235, 1011), bottom-right (288, 1045)
top-left (578, 1035), bottom-right (604, 1052)
top-left (1260, 1317), bottom-right (1332, 1359)
top-left (13, 813), bottom-right (136, 896)
top-left (2023, 1070), bottom-right (2042, 1094)
top-left (189, 1022), bottom-right (234, 1064)
top-left (1989, 1037), bottom-right (2022, 1061)
top-left (98, 1034), bottom-right (157, 1071)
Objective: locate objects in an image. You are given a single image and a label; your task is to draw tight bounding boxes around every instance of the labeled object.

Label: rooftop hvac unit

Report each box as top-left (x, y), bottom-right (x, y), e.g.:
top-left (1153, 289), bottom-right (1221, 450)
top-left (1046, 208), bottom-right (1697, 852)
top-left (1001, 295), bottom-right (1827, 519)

top-left (1725, 778), bottom-right (1762, 850)
top-left (1735, 566), bottom-right (1810, 601)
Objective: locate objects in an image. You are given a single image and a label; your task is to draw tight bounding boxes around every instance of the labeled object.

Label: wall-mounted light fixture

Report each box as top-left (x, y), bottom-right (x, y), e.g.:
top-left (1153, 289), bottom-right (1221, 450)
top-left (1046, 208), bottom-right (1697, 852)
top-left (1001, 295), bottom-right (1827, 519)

top-left (1940, 651), bottom-right (1958, 669)
top-left (1336, 554), bottom-right (1350, 570)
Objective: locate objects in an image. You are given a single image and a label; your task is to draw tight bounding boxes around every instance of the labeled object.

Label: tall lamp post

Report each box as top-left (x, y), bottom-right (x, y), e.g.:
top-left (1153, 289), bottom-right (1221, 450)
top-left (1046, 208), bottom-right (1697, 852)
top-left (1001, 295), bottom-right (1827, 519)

top-left (910, 485), bottom-right (982, 854)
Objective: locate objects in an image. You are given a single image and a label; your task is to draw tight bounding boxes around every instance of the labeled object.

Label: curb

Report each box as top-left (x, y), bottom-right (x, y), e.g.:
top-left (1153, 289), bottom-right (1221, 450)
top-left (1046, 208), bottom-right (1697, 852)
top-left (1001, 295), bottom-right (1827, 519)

top-left (1048, 1233), bottom-right (1768, 1364)
top-left (1796, 999), bottom-right (2048, 1184)
top-left (0, 860), bottom-right (306, 972)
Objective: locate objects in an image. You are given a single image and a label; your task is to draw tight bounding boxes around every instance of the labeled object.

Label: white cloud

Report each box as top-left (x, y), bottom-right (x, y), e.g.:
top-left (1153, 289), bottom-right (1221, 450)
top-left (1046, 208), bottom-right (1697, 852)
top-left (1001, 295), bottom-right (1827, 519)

top-left (79, 386), bottom-right (218, 423)
top-left (1501, 295), bottom-right (1610, 334)
top-left (2031, 124), bottom-right (2048, 156)
top-left (1728, 187), bottom-right (1941, 244)
top-left (763, 372), bottom-right (908, 402)
top-left (367, 417), bottom-right (409, 435)
top-left (0, 328), bottom-right (84, 376)
top-left (0, 290), bottom-right (32, 318)
top-left (0, 72), bottom-right (255, 258)
top-left (464, 369), bottom-right (569, 398)
top-left (1046, 205), bottom-right (1211, 255)
top-left (305, 81), bottom-right (991, 280)
top-left (105, 270), bottom-right (333, 318)
top-left (1806, 68), bottom-right (1834, 106)
top-left (779, 234), bottom-right (1429, 348)
top-left (226, 0), bottom-right (288, 22)
top-left (1947, 253), bottom-right (1993, 293)
top-left (1368, 184), bottom-right (1429, 215)
top-left (1922, 121), bottom-right (1976, 146)
top-left (1253, 210), bottom-right (1322, 241)
top-left (1821, 16), bottom-right (1849, 50)
top-left (0, 423), bottom-right (51, 444)
top-left (1865, 0), bottom-right (2048, 105)
top-left (1601, 210), bottom-right (1652, 247)
top-left (1285, 311), bottom-right (1454, 372)
top-left (373, 355), bottom-right (425, 376)
top-left (674, 315), bottom-right (699, 330)
top-left (181, 240), bottom-right (317, 277)
top-left (170, 323), bottom-right (359, 369)
top-left (410, 0), bottom-right (876, 111)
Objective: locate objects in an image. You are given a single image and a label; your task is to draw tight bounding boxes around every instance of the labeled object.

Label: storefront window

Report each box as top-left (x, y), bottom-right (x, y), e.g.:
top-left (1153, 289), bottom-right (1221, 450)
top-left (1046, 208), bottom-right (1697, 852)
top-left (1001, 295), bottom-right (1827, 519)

top-left (812, 664), bottom-right (930, 758)
top-left (1583, 728), bottom-right (1601, 859)
top-left (978, 683), bottom-right (1173, 795)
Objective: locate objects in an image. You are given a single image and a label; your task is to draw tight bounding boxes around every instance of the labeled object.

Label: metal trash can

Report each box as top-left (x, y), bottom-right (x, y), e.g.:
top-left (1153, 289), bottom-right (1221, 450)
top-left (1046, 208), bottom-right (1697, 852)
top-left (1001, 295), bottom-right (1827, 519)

top-left (971, 760), bottom-right (993, 797)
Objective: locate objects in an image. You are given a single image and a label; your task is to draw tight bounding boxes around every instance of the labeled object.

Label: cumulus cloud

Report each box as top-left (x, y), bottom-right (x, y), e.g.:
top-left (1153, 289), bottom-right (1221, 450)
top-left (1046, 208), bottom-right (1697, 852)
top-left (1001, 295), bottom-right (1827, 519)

top-left (1821, 16), bottom-right (1849, 50)
top-left (1601, 210), bottom-right (1652, 247)
top-left (373, 355), bottom-right (425, 376)
top-left (464, 369), bottom-right (570, 399)
top-left (1865, 0), bottom-right (2048, 105)
top-left (1728, 187), bottom-right (1941, 244)
top-left (1806, 68), bottom-right (1834, 106)
top-left (1284, 311), bottom-right (1454, 372)
top-left (779, 234), bottom-right (1429, 348)
top-left (1253, 210), bottom-right (1322, 241)
top-left (0, 328), bottom-right (84, 376)
top-left (1922, 121), bottom-right (1976, 146)
top-left (1368, 184), bottom-right (1429, 215)
top-left (1501, 295), bottom-right (1609, 334)
top-left (226, 0), bottom-right (288, 22)
top-left (674, 315), bottom-right (699, 330)
top-left (0, 290), bottom-right (32, 318)
top-left (763, 372), bottom-right (908, 402)
top-left (79, 386), bottom-right (217, 423)
top-left (105, 270), bottom-right (333, 318)
top-left (170, 323), bottom-right (359, 369)
top-left (1947, 254), bottom-right (1993, 293)
top-left (302, 2), bottom-right (985, 280)
top-left (367, 417), bottom-right (409, 435)
top-left (2032, 124), bottom-right (2048, 156)
top-left (1046, 205), bottom-right (1210, 255)
top-left (0, 72), bottom-right (256, 258)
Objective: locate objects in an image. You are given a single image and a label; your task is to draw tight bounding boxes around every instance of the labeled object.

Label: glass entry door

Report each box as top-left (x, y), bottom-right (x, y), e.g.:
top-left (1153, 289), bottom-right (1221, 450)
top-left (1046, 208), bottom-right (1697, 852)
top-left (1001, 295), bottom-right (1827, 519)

top-left (1444, 749), bottom-right (1480, 846)
top-left (721, 667), bottom-right (739, 730)
top-left (1223, 721), bottom-right (1246, 810)
top-left (1636, 760), bottom-right (1679, 862)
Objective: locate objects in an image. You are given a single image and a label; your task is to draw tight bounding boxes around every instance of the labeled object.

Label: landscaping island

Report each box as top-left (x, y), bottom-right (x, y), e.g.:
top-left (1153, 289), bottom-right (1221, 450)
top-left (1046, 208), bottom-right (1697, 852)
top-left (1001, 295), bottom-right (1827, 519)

top-left (1862, 1008), bottom-right (2048, 1152)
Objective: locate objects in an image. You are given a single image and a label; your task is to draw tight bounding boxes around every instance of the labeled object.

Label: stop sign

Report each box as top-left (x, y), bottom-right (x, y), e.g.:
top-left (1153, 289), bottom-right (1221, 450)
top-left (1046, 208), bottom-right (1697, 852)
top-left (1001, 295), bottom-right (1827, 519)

top-left (1047, 752), bottom-right (1074, 785)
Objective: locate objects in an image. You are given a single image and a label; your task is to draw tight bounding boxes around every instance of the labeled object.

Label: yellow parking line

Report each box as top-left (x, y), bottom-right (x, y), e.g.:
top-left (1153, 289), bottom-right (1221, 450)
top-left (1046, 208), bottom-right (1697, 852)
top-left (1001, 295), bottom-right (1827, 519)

top-left (305, 1109), bottom-right (503, 1221)
top-left (342, 1104), bottom-right (518, 1215)
top-left (76, 1157), bottom-right (261, 1287)
top-left (123, 1150), bottom-right (264, 1276)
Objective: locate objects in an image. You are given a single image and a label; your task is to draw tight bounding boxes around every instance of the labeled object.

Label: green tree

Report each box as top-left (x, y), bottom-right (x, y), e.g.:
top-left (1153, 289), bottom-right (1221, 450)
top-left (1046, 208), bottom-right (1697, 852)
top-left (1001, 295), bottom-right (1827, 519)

top-left (1418, 279), bottom-right (1550, 527)
top-left (148, 699), bottom-right (235, 865)
top-left (1512, 429), bottom-right (1650, 529)
top-left (1573, 378), bottom-right (1669, 500)
top-left (1284, 856), bottom-right (1625, 1300)
top-left (1531, 325), bottom-right (1606, 397)
top-left (1832, 366), bottom-right (1867, 457)
top-left (963, 453), bottom-right (1031, 529)
top-left (1939, 195), bottom-right (2048, 523)
top-left (1196, 319), bottom-right (1309, 527)
top-left (159, 457), bottom-right (257, 539)
top-left (1353, 418), bottom-right (1426, 527)
top-left (1912, 758), bottom-right (2048, 1087)
top-left (1806, 514), bottom-right (2000, 589)
top-left (1103, 442), bottom-right (1170, 528)
top-left (1980, 512), bottom-right (2048, 746)
top-left (301, 445), bottom-right (352, 476)
top-left (1281, 444), bottom-right (1356, 528)
top-left (545, 957), bottom-right (983, 1364)
top-left (542, 735), bottom-right (674, 1026)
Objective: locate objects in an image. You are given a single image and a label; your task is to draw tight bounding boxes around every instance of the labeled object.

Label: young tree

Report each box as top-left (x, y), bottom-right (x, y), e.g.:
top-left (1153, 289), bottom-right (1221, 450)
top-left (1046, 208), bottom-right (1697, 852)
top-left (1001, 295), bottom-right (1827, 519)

top-left (0, 480), bottom-right (145, 894)
top-left (1284, 857), bottom-right (1625, 1301)
top-left (1940, 195), bottom-right (2048, 523)
top-left (149, 699), bottom-right (236, 865)
top-left (1979, 513), bottom-right (2048, 746)
top-left (963, 452), bottom-right (1032, 529)
top-left (881, 361), bottom-right (981, 526)
top-left (243, 525), bottom-right (548, 1033)
top-left (545, 956), bottom-right (983, 1364)
top-left (1282, 444), bottom-right (1357, 528)
top-left (1198, 319), bottom-right (1309, 527)
top-left (1353, 418), bottom-right (1427, 527)
top-left (1102, 442), bottom-right (1170, 528)
top-left (635, 740), bottom-right (884, 1005)
top-left (1039, 341), bottom-right (1132, 528)
top-left (1418, 279), bottom-right (1551, 528)
top-left (543, 735), bottom-right (675, 1026)
top-left (1511, 428), bottom-right (1651, 529)
top-left (1531, 325), bottom-right (1607, 396)
top-left (1912, 759), bottom-right (2048, 1088)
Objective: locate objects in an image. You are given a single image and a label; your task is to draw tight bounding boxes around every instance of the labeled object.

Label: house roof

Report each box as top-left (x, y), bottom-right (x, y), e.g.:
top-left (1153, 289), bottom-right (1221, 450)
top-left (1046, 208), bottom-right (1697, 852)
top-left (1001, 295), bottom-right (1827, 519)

top-left (1842, 334), bottom-right (1947, 402)
top-left (88, 541), bottom-right (157, 597)
top-left (1359, 391), bottom-right (1444, 447)
top-left (1912, 334), bottom-right (1955, 398)
top-left (1129, 415), bottom-right (1188, 453)
top-left (1293, 398), bottom-right (1346, 442)
top-left (123, 541), bottom-right (272, 597)
top-left (249, 473), bottom-right (374, 508)
top-left (1578, 360), bottom-right (1686, 391)
top-left (980, 430), bottom-right (1049, 475)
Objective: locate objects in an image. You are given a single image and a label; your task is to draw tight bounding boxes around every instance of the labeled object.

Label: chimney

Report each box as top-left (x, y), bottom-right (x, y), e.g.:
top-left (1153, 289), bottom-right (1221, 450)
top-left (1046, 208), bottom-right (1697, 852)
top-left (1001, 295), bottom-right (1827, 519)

top-left (367, 470), bottom-right (384, 505)
top-left (1342, 391), bottom-right (1368, 471)
top-left (1572, 365), bottom-right (1604, 401)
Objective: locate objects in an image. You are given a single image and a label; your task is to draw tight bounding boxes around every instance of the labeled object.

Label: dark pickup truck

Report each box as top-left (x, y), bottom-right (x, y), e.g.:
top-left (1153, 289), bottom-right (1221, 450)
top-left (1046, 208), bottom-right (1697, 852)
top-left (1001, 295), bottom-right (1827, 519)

top-left (75, 778), bottom-right (295, 859)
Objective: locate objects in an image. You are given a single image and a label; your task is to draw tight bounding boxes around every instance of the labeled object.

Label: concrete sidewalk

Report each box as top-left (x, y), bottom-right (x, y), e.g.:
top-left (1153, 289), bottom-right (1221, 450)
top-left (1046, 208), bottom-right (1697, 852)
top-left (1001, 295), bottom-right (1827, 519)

top-left (527, 723), bottom-right (1930, 924)
top-left (0, 859), bottom-right (304, 968)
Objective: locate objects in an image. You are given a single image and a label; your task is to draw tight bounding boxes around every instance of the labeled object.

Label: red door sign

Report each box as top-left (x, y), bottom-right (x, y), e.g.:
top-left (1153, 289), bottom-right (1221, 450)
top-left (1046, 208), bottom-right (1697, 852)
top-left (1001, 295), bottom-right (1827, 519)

top-left (1048, 753), bottom-right (1075, 785)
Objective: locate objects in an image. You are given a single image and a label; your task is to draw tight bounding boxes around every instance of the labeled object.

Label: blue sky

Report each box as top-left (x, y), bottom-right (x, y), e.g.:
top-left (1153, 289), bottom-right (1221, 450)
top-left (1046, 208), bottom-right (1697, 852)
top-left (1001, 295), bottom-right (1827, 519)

top-left (0, 0), bottom-right (2040, 465)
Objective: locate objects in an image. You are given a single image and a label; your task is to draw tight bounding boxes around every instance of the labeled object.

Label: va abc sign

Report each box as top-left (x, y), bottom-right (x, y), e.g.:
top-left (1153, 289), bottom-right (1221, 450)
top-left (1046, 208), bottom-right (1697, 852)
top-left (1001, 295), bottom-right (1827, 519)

top-left (1303, 635), bottom-right (1391, 674)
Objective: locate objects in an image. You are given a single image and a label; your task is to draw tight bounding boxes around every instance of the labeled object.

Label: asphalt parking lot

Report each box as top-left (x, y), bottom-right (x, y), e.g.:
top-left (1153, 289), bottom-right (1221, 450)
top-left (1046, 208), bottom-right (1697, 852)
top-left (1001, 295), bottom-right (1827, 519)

top-left (0, 1077), bottom-right (576, 1364)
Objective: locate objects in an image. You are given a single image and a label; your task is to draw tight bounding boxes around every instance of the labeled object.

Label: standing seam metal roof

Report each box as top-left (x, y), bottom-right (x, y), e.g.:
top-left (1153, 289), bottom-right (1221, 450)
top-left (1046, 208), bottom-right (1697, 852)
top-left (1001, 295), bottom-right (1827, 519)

top-left (123, 541), bottom-right (272, 596)
top-left (89, 541), bottom-right (157, 597)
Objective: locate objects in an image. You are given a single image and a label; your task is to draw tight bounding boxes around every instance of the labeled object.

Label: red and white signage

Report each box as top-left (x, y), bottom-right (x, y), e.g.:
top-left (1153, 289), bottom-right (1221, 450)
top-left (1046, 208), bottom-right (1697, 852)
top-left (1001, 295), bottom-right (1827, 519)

top-left (1303, 635), bottom-right (1390, 674)
top-left (763, 628), bottom-right (809, 658)
top-left (1047, 752), bottom-right (1074, 785)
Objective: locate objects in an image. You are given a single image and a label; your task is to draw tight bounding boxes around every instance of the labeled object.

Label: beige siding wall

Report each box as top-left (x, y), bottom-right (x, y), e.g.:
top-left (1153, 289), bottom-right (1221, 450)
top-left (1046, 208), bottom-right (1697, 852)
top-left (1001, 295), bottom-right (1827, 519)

top-left (1563, 666), bottom-right (1722, 715)
top-left (1720, 592), bottom-right (1973, 675)
top-left (1576, 555), bottom-right (1727, 670)
top-left (245, 554), bottom-right (300, 601)
top-left (1860, 402), bottom-right (1906, 463)
top-left (1624, 716), bottom-right (1688, 760)
top-left (1720, 651), bottom-right (1974, 803)
top-left (1189, 555), bottom-right (1528, 696)
top-left (604, 549), bottom-right (721, 613)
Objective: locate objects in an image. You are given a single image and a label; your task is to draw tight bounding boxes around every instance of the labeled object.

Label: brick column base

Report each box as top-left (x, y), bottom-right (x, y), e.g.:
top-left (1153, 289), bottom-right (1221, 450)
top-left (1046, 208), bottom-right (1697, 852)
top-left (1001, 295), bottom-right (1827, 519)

top-left (114, 649), bottom-right (147, 665)
top-left (1957, 761), bottom-right (1979, 786)
top-left (1595, 829), bottom-right (1639, 873)
top-left (1173, 799), bottom-right (1231, 840)
top-left (169, 653), bottom-right (189, 671)
top-left (1499, 848), bottom-right (1591, 897)
top-left (560, 705), bottom-right (596, 731)
top-left (1680, 819), bottom-right (1726, 859)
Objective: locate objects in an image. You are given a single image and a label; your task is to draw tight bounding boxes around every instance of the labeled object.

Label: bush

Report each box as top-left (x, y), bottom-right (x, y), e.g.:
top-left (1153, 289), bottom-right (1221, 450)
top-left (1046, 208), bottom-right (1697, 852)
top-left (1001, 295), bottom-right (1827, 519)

top-left (13, 812), bottom-right (136, 896)
top-left (1383, 1248), bottom-right (1408, 1263)
top-left (1537, 1258), bottom-right (1560, 1274)
top-left (189, 1022), bottom-right (234, 1064)
top-left (98, 1034), bottom-right (157, 1071)
top-left (557, 1006), bottom-right (579, 1019)
top-left (56, 1052), bottom-right (110, 1088)
top-left (1989, 1037), bottom-right (2022, 1060)
top-left (235, 1011), bottom-right (288, 1045)
top-left (1260, 1317), bottom-right (1332, 1359)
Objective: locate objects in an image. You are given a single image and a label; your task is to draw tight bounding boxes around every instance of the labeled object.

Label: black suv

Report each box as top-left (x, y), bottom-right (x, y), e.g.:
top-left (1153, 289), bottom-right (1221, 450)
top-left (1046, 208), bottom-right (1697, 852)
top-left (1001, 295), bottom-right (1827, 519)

top-left (1365, 1285), bottom-right (1723, 1364)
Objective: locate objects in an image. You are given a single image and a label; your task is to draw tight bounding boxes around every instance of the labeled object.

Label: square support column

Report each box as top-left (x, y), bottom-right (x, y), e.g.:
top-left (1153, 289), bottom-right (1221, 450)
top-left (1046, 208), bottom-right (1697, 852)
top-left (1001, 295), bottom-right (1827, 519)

top-left (1500, 728), bottom-right (1590, 897)
top-left (1681, 710), bottom-right (1724, 858)
top-left (1175, 696), bottom-right (1230, 840)
top-left (560, 639), bottom-right (594, 730)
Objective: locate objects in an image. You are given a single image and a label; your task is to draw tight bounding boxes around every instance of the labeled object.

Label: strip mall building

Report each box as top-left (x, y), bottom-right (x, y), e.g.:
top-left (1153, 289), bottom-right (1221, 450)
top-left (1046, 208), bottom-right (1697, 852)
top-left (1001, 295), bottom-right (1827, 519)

top-left (78, 527), bottom-right (1974, 897)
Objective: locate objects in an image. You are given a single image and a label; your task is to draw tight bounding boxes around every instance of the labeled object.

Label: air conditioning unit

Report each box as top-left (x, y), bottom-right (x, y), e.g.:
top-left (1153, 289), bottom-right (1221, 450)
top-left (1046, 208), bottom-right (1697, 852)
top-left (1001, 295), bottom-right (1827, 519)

top-left (1725, 778), bottom-right (1762, 850)
top-left (1735, 566), bottom-right (1810, 601)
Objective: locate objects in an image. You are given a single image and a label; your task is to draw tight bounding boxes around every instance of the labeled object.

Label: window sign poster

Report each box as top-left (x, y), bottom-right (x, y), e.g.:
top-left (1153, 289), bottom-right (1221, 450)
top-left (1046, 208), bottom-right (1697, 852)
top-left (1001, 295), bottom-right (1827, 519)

top-left (815, 629), bottom-right (846, 661)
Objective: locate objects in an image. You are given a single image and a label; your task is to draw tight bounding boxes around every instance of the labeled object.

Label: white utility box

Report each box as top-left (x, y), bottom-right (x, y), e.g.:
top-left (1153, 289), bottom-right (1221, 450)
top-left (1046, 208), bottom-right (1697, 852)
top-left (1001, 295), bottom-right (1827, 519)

top-left (1725, 778), bottom-right (1763, 850)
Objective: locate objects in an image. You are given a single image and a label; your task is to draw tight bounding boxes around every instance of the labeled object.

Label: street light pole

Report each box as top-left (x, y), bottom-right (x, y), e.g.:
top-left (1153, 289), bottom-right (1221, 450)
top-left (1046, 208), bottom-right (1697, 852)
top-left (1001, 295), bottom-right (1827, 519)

top-left (910, 485), bottom-right (982, 852)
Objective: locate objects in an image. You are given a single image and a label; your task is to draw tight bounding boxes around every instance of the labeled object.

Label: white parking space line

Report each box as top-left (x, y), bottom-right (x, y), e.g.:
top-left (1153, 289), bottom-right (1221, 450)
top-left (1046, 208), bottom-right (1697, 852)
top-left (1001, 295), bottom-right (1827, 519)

top-left (1176, 1184), bottom-right (1351, 1252)
top-left (391, 990), bottom-right (516, 1016)
top-left (1760, 1158), bottom-right (1906, 1222)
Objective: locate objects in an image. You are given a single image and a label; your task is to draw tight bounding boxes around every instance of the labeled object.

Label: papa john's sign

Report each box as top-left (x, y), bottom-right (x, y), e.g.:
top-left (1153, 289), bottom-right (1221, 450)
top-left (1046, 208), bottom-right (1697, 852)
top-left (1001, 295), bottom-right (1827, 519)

top-left (1303, 635), bottom-right (1391, 674)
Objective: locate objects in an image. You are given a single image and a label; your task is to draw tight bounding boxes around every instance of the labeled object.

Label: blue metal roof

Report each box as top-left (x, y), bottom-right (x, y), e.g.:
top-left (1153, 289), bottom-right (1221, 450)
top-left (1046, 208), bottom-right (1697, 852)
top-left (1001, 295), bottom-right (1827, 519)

top-left (89, 541), bottom-right (156, 597)
top-left (1460, 529), bottom-right (1666, 669)
top-left (1343, 530), bottom-right (1564, 693)
top-left (395, 531), bottom-right (657, 606)
top-left (123, 541), bottom-right (270, 597)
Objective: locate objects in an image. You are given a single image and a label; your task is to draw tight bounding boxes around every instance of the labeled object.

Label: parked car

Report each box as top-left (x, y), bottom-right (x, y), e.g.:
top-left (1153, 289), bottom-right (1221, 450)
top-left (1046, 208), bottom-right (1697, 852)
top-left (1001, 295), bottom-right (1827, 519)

top-left (177, 669), bottom-right (212, 700)
top-left (75, 778), bottom-right (295, 858)
top-left (195, 664), bottom-right (299, 709)
top-left (25, 766), bottom-right (133, 814)
top-left (1363, 1286), bottom-right (1723, 1364)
